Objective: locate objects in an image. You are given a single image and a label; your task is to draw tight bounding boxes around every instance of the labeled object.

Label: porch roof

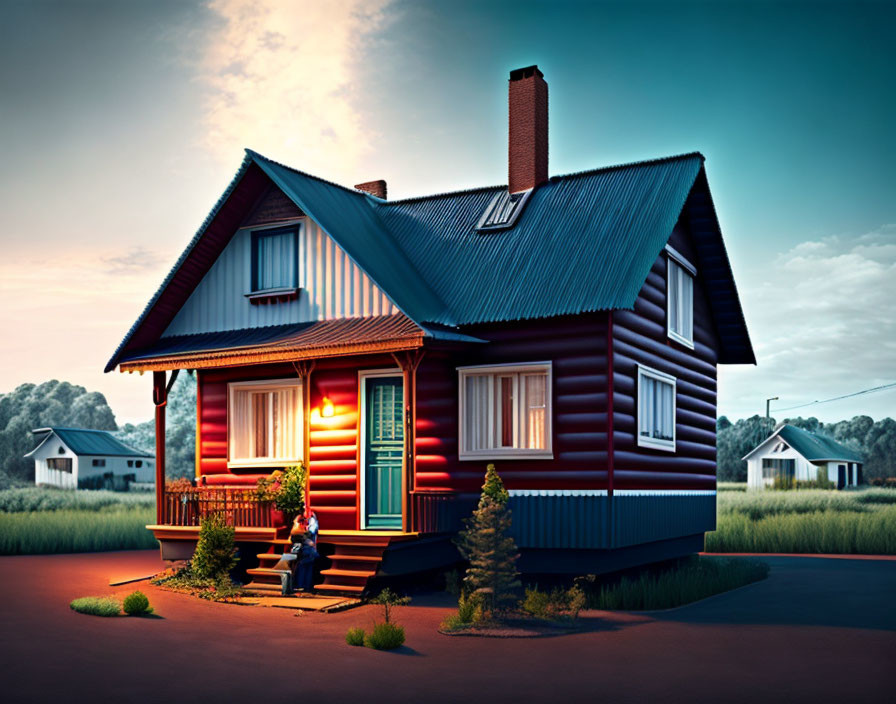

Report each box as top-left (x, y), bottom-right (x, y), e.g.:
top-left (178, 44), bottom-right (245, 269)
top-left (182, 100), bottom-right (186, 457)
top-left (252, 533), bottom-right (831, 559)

top-left (117, 314), bottom-right (484, 371)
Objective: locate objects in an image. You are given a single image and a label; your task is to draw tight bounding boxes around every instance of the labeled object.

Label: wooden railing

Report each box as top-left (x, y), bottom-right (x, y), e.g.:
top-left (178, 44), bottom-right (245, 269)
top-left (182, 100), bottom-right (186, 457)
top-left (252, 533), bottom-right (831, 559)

top-left (411, 490), bottom-right (460, 534)
top-left (163, 486), bottom-right (277, 528)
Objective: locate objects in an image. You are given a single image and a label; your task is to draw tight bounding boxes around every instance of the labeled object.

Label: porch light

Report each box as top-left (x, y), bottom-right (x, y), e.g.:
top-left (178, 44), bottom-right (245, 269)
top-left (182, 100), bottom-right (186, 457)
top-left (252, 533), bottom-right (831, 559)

top-left (321, 397), bottom-right (335, 418)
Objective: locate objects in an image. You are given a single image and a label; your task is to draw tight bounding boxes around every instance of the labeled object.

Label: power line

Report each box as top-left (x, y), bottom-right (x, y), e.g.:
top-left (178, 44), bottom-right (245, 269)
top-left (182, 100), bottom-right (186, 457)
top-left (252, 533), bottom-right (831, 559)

top-left (773, 381), bottom-right (896, 413)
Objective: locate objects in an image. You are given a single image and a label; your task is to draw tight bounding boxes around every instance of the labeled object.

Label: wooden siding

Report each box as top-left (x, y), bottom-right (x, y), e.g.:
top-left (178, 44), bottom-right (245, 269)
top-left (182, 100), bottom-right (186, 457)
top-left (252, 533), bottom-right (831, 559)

top-left (164, 216), bottom-right (400, 336)
top-left (611, 221), bottom-right (720, 490)
top-left (415, 315), bottom-right (611, 494)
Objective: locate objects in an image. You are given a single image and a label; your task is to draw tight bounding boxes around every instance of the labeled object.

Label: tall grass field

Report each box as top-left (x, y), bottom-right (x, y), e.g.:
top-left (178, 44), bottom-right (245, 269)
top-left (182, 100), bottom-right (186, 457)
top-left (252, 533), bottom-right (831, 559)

top-left (0, 488), bottom-right (157, 555)
top-left (708, 487), bottom-right (896, 554)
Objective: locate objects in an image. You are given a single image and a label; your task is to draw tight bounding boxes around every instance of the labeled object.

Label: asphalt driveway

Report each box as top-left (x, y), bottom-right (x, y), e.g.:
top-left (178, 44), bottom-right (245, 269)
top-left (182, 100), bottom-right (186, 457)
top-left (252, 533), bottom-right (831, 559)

top-left (0, 551), bottom-right (893, 703)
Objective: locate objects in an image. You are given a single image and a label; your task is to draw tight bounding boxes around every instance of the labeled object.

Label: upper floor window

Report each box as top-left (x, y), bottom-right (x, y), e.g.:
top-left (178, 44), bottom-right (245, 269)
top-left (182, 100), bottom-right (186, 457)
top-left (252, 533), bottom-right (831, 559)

top-left (228, 379), bottom-right (302, 467)
top-left (252, 227), bottom-right (298, 293)
top-left (666, 246), bottom-right (695, 348)
top-left (458, 362), bottom-right (552, 460)
top-left (637, 365), bottom-right (676, 452)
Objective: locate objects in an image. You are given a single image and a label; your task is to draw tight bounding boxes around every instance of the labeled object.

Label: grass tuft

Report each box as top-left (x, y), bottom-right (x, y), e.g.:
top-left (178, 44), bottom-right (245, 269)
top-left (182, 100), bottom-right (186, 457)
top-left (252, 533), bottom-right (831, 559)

top-left (345, 627), bottom-right (365, 646)
top-left (363, 622), bottom-right (405, 650)
top-left (70, 596), bottom-right (121, 617)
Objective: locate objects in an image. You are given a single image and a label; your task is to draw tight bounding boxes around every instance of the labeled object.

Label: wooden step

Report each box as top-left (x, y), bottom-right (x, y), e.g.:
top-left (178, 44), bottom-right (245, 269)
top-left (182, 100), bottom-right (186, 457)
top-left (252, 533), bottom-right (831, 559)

top-left (314, 583), bottom-right (366, 594)
top-left (246, 567), bottom-right (291, 577)
top-left (256, 553), bottom-right (285, 561)
top-left (243, 581), bottom-right (284, 593)
top-left (328, 554), bottom-right (381, 563)
top-left (320, 568), bottom-right (376, 579)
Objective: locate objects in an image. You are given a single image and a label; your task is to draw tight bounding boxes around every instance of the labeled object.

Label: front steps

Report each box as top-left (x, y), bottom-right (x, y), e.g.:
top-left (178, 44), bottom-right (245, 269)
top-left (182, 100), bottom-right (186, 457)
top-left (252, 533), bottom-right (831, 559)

top-left (242, 532), bottom-right (417, 597)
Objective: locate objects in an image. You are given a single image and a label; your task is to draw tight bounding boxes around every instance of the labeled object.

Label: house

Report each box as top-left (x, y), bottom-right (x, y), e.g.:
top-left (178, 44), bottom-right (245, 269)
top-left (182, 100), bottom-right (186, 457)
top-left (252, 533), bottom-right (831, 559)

top-left (743, 424), bottom-right (863, 489)
top-left (25, 427), bottom-right (154, 490)
top-left (105, 65), bottom-right (754, 594)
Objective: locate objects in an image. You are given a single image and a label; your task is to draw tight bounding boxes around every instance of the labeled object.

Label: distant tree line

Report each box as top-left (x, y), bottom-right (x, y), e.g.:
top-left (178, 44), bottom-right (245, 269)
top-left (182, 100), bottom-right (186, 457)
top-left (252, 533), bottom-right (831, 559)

top-left (0, 375), bottom-right (195, 489)
top-left (717, 414), bottom-right (896, 482)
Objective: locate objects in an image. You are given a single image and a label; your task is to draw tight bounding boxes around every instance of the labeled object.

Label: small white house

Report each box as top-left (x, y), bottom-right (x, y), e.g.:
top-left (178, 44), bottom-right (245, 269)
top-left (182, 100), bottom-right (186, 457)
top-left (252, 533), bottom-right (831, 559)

top-left (743, 424), bottom-right (863, 490)
top-left (25, 427), bottom-right (154, 490)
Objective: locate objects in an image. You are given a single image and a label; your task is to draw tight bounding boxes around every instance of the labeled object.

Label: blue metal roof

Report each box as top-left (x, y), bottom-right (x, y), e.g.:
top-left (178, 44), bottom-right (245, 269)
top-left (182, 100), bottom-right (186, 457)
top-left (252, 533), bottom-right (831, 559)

top-left (777, 425), bottom-right (863, 463)
top-left (28, 428), bottom-right (152, 458)
top-left (107, 149), bottom-right (755, 370)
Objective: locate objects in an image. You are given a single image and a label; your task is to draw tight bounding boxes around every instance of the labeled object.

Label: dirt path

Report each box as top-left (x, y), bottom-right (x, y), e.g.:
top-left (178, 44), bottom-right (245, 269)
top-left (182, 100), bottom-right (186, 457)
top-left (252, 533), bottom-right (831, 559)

top-left (0, 551), bottom-right (893, 703)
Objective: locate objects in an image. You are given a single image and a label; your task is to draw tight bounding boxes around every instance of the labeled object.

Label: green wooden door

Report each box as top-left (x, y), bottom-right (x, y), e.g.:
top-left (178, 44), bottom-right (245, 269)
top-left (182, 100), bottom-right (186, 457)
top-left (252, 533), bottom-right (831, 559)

top-left (364, 376), bottom-right (404, 529)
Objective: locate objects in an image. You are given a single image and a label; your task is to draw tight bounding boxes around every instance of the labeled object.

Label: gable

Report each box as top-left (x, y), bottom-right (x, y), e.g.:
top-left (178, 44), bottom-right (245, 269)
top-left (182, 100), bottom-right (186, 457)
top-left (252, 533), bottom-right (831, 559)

top-left (164, 211), bottom-right (400, 337)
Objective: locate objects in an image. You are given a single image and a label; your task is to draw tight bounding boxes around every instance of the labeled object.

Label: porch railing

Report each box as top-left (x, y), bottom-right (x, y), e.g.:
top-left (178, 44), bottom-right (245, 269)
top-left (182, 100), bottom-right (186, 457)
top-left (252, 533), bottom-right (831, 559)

top-left (163, 486), bottom-right (277, 528)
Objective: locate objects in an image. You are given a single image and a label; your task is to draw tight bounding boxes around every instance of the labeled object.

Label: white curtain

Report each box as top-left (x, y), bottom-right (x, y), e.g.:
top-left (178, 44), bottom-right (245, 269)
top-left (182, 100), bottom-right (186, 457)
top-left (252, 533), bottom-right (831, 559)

top-left (669, 260), bottom-right (694, 343)
top-left (464, 370), bottom-right (548, 452)
top-left (230, 383), bottom-right (301, 462)
top-left (640, 373), bottom-right (674, 442)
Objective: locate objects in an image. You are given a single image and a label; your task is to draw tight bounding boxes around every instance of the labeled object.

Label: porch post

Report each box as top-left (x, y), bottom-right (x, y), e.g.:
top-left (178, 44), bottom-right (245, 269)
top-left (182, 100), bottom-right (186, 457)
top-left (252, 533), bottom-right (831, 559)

top-left (393, 349), bottom-right (424, 533)
top-left (153, 371), bottom-right (167, 525)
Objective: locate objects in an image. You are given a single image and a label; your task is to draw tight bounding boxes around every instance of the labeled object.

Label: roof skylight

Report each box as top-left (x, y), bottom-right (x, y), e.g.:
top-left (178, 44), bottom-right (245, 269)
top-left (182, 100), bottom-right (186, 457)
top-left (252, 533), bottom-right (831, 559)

top-left (476, 188), bottom-right (533, 231)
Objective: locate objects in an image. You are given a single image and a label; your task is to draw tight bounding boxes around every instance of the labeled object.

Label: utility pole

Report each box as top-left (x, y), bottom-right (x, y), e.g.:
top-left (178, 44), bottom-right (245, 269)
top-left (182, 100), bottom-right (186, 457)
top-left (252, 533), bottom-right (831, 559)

top-left (766, 396), bottom-right (779, 421)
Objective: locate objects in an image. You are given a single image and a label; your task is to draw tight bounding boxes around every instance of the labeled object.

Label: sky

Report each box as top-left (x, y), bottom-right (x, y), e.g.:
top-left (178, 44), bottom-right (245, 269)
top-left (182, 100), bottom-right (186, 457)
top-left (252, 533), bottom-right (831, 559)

top-left (0, 0), bottom-right (894, 425)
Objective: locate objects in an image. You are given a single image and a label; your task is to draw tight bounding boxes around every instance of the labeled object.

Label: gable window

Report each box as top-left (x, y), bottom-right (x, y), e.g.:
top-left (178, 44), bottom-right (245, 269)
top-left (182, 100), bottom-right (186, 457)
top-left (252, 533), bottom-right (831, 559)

top-left (47, 458), bottom-right (72, 473)
top-left (666, 246), bottom-right (695, 348)
top-left (228, 379), bottom-right (302, 467)
top-left (637, 365), bottom-right (676, 451)
top-left (458, 362), bottom-right (552, 459)
top-left (251, 227), bottom-right (298, 293)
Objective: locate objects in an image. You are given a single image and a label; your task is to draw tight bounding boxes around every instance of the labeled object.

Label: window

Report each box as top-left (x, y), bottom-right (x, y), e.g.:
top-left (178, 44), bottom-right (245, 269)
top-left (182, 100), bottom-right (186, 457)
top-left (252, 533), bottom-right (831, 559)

top-left (458, 362), bottom-right (551, 459)
top-left (637, 365), bottom-right (676, 451)
top-left (47, 458), bottom-right (72, 473)
top-left (762, 458), bottom-right (795, 480)
top-left (127, 460), bottom-right (134, 468)
top-left (92, 459), bottom-right (106, 467)
top-left (228, 379), bottom-right (303, 467)
top-left (251, 227), bottom-right (298, 292)
top-left (476, 189), bottom-right (533, 231)
top-left (135, 460), bottom-right (142, 468)
top-left (666, 247), bottom-right (695, 348)
top-left (58, 446), bottom-right (66, 455)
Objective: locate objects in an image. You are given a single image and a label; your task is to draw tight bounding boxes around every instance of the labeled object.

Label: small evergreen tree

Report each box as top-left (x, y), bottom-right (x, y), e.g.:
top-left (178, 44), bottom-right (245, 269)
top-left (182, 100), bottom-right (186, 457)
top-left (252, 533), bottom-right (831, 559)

top-left (456, 464), bottom-right (520, 612)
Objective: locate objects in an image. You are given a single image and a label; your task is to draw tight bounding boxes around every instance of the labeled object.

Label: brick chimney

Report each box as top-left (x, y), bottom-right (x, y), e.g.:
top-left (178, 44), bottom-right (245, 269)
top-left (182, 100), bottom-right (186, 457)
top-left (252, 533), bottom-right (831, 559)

top-left (355, 179), bottom-right (387, 199)
top-left (508, 65), bottom-right (548, 193)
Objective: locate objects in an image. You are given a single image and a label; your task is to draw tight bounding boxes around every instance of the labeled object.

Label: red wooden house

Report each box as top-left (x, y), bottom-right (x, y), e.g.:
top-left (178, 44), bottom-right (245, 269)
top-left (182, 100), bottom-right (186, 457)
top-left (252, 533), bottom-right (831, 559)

top-left (106, 66), bottom-right (754, 594)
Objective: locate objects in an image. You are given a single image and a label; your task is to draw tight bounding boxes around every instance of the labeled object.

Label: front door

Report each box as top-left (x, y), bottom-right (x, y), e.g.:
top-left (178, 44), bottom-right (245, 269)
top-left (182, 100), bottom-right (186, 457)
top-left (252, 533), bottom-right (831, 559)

top-left (362, 374), bottom-right (404, 529)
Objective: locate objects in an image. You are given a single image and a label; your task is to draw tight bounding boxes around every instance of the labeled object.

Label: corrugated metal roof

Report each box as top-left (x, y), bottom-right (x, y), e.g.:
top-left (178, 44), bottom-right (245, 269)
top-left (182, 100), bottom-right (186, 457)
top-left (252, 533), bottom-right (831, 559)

top-left (375, 153), bottom-right (705, 325)
top-left (28, 428), bottom-right (152, 458)
top-left (107, 149), bottom-right (755, 370)
top-left (777, 425), bottom-right (863, 463)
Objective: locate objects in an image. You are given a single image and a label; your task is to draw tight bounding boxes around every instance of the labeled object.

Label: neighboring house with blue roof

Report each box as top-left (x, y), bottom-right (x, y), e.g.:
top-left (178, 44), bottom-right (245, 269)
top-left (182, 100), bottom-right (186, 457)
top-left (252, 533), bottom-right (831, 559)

top-left (106, 65), bottom-right (754, 594)
top-left (25, 428), bottom-right (154, 490)
top-left (743, 424), bottom-right (863, 489)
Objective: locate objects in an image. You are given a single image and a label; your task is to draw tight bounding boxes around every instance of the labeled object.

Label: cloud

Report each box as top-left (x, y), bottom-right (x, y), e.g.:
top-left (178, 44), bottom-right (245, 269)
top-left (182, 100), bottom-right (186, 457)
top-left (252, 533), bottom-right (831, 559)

top-left (102, 247), bottom-right (166, 275)
top-left (199, 0), bottom-right (392, 182)
top-left (719, 225), bottom-right (896, 420)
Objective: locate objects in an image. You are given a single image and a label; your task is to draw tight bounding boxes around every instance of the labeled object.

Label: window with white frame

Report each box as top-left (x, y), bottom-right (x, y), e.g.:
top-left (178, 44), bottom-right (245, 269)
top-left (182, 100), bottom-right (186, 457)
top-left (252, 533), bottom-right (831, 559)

top-left (666, 247), bottom-right (695, 348)
top-left (637, 365), bottom-right (676, 451)
top-left (458, 362), bottom-right (552, 459)
top-left (228, 379), bottom-right (302, 467)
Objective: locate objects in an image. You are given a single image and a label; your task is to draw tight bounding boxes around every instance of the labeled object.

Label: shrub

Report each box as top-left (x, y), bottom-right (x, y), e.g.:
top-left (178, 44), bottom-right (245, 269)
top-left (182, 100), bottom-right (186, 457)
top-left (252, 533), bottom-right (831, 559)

top-left (369, 587), bottom-right (410, 624)
top-left (440, 591), bottom-right (489, 631)
top-left (151, 564), bottom-right (242, 601)
top-left (345, 627), bottom-right (366, 646)
top-left (520, 584), bottom-right (587, 621)
top-left (191, 512), bottom-right (237, 580)
top-left (70, 596), bottom-right (121, 617)
top-left (122, 590), bottom-right (152, 616)
top-left (364, 622), bottom-right (405, 650)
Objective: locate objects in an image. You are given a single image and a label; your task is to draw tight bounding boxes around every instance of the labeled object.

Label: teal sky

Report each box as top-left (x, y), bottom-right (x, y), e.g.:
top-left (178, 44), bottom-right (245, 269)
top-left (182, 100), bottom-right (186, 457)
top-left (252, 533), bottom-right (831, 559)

top-left (0, 0), bottom-right (893, 423)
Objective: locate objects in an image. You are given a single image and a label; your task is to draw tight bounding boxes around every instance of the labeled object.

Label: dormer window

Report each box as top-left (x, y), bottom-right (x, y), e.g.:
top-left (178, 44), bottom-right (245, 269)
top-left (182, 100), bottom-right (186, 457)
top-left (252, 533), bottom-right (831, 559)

top-left (665, 245), bottom-right (696, 348)
top-left (251, 226), bottom-right (298, 294)
top-left (476, 189), bottom-right (533, 231)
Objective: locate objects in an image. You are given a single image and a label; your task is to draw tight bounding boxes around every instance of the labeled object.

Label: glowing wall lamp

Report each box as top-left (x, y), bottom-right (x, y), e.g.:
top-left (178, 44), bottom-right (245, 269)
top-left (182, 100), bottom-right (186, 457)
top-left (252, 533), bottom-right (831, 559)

top-left (321, 397), bottom-right (335, 418)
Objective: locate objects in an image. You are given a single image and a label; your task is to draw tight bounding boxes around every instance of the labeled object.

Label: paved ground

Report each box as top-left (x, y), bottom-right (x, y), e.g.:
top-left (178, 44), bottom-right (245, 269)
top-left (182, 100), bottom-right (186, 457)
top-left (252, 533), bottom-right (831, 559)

top-left (0, 551), bottom-right (894, 703)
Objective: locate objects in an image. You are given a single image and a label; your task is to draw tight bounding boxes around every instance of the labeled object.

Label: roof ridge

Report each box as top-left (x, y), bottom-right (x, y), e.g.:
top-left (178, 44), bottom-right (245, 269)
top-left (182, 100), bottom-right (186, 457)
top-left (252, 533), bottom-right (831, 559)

top-left (246, 149), bottom-right (370, 199)
top-left (380, 152), bottom-right (705, 205)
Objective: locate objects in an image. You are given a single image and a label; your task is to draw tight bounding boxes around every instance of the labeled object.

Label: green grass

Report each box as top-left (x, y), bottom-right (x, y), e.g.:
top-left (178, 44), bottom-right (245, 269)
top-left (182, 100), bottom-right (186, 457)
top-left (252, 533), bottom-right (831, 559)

top-left (709, 504), bottom-right (896, 554)
top-left (585, 556), bottom-right (769, 611)
top-left (717, 482), bottom-right (748, 492)
top-left (70, 596), bottom-right (121, 617)
top-left (0, 487), bottom-right (153, 513)
top-left (0, 507), bottom-right (157, 554)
